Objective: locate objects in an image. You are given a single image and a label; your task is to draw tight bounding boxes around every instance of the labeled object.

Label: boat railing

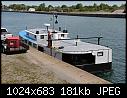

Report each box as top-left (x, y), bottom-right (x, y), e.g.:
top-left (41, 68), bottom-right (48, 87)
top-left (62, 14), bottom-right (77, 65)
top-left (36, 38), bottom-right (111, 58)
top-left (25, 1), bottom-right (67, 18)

top-left (48, 36), bottom-right (103, 45)
top-left (60, 48), bottom-right (110, 53)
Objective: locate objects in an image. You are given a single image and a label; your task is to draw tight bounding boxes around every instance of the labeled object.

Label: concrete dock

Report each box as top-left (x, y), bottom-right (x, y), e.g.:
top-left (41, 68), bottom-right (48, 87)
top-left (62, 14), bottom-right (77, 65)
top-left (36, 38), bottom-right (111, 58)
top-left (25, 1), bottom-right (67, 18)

top-left (1, 47), bottom-right (111, 84)
top-left (27, 47), bottom-right (111, 84)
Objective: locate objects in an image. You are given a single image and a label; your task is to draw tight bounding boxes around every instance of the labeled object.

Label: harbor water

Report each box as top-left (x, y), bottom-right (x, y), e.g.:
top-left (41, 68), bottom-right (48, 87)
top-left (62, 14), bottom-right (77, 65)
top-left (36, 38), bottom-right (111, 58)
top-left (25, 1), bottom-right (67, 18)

top-left (1, 12), bottom-right (126, 83)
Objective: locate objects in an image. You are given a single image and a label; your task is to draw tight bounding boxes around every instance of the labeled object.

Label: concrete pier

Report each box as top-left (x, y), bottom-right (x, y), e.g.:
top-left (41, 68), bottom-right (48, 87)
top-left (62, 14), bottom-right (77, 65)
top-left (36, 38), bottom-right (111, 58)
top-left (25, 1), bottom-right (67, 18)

top-left (28, 47), bottom-right (111, 84)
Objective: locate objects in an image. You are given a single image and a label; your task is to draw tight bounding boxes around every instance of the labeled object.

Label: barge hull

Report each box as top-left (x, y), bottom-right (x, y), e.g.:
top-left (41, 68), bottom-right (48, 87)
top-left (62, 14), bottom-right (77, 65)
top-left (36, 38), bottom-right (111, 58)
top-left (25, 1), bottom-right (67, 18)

top-left (76, 62), bottom-right (112, 72)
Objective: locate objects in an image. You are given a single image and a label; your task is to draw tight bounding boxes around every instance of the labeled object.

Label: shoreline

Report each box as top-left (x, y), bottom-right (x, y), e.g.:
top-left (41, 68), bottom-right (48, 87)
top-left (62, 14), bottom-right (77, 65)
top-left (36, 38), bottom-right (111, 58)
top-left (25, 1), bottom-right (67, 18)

top-left (2, 10), bottom-right (126, 18)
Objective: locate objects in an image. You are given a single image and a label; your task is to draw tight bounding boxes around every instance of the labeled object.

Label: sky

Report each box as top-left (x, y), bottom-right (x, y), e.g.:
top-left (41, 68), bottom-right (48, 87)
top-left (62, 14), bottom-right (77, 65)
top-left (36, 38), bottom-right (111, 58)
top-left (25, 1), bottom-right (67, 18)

top-left (2, 1), bottom-right (126, 7)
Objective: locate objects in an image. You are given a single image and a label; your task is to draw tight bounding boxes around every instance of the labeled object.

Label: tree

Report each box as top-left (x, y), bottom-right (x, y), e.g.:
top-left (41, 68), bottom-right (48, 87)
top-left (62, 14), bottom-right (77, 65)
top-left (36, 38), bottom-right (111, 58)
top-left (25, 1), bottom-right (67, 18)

top-left (61, 5), bottom-right (68, 12)
top-left (119, 3), bottom-right (125, 9)
top-left (37, 3), bottom-right (45, 11)
top-left (61, 5), bottom-right (67, 8)
top-left (93, 3), bottom-right (97, 11)
top-left (76, 3), bottom-right (83, 9)
top-left (48, 5), bottom-right (54, 11)
top-left (111, 4), bottom-right (118, 11)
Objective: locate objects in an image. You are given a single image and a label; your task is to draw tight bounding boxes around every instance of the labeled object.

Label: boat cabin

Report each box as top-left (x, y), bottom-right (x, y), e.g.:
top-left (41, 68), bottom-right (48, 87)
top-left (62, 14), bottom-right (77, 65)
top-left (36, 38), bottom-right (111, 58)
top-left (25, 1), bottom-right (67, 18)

top-left (25, 28), bottom-right (69, 48)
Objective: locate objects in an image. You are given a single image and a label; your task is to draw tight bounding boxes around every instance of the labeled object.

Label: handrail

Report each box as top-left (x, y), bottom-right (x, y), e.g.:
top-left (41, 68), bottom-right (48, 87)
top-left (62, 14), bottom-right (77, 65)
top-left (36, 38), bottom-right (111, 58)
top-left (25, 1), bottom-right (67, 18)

top-left (47, 36), bottom-right (103, 45)
top-left (61, 48), bottom-right (110, 53)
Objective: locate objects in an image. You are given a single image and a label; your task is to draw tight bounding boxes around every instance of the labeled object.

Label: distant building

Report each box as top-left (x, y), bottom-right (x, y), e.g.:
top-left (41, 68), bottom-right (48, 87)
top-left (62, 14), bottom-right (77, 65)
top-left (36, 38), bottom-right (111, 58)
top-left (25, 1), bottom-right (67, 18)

top-left (28, 8), bottom-right (35, 11)
top-left (8, 9), bottom-right (13, 11)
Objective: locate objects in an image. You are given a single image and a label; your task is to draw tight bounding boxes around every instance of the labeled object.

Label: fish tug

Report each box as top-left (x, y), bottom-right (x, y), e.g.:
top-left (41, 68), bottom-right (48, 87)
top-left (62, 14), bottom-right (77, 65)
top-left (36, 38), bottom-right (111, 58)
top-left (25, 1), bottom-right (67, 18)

top-left (19, 14), bottom-right (112, 72)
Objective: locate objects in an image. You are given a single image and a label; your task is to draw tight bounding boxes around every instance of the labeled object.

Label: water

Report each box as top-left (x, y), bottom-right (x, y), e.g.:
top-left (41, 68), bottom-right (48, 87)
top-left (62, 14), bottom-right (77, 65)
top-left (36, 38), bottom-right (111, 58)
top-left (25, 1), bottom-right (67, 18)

top-left (1, 12), bottom-right (126, 83)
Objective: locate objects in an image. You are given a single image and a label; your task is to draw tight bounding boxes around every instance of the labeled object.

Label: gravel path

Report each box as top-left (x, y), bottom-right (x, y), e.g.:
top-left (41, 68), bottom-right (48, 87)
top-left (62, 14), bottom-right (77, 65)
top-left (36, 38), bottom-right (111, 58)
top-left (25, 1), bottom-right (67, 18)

top-left (1, 52), bottom-right (68, 84)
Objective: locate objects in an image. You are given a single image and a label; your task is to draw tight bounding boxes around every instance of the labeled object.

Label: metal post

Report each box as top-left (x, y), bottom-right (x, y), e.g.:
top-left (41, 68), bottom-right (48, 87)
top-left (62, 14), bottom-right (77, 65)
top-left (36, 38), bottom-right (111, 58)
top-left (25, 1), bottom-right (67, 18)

top-left (46, 26), bottom-right (48, 32)
top-left (76, 35), bottom-right (79, 46)
top-left (98, 37), bottom-right (100, 45)
top-left (76, 42), bottom-right (77, 46)
top-left (26, 26), bottom-right (27, 30)
top-left (53, 12), bottom-right (54, 31)
top-left (50, 47), bottom-right (52, 56)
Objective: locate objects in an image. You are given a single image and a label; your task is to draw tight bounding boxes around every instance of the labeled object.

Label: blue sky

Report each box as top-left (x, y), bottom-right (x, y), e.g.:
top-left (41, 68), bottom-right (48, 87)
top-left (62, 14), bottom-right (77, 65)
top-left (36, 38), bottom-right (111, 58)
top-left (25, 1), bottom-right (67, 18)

top-left (2, 1), bottom-right (126, 7)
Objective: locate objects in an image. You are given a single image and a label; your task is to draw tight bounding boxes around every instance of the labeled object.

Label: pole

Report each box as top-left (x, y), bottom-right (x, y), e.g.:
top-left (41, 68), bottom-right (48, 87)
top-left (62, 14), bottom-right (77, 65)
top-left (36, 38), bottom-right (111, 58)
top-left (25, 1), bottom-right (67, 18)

top-left (26, 26), bottom-right (27, 30)
top-left (46, 26), bottom-right (48, 32)
top-left (98, 37), bottom-right (100, 45)
top-left (76, 35), bottom-right (78, 46)
top-left (53, 12), bottom-right (54, 31)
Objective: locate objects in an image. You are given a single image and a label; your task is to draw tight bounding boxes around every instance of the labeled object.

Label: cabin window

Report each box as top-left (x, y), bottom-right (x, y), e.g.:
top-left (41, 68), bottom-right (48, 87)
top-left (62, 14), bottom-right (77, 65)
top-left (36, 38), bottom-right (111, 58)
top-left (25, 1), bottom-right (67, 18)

top-left (40, 35), bottom-right (44, 39)
top-left (36, 31), bottom-right (39, 34)
top-left (1, 29), bottom-right (7, 32)
top-left (28, 41), bottom-right (32, 46)
top-left (26, 32), bottom-right (29, 36)
top-left (61, 34), bottom-right (64, 37)
top-left (34, 35), bottom-right (36, 38)
top-left (33, 43), bottom-right (37, 48)
top-left (25, 40), bottom-right (27, 44)
top-left (97, 52), bottom-right (103, 56)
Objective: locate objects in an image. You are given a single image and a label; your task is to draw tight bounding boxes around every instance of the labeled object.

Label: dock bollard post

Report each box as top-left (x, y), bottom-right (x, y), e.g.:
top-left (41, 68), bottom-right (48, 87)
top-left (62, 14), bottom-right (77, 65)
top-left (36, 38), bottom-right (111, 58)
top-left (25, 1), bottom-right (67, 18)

top-left (98, 37), bottom-right (100, 45)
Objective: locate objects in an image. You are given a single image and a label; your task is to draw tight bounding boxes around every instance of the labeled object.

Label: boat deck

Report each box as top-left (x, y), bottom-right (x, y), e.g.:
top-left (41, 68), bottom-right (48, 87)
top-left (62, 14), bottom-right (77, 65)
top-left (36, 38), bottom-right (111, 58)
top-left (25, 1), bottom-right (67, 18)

top-left (19, 30), bottom-right (111, 54)
top-left (59, 40), bottom-right (110, 54)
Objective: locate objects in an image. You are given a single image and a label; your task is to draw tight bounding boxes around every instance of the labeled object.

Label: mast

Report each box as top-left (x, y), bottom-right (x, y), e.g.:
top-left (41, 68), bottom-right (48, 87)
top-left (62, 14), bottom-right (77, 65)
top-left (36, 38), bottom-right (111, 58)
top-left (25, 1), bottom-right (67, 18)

top-left (52, 12), bottom-right (58, 31)
top-left (53, 12), bottom-right (55, 31)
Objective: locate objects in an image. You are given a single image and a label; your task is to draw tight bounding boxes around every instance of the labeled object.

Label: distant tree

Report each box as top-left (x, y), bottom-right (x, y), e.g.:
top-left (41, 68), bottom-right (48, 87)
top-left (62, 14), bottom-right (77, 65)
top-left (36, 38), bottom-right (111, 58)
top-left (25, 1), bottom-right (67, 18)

top-left (93, 3), bottom-right (97, 11)
top-left (112, 4), bottom-right (118, 9)
top-left (20, 4), bottom-right (26, 10)
top-left (99, 3), bottom-right (105, 10)
top-left (70, 5), bottom-right (76, 9)
top-left (111, 4), bottom-right (118, 11)
top-left (76, 3), bottom-right (83, 9)
top-left (55, 6), bottom-right (62, 12)
top-left (7, 2), bottom-right (125, 12)
top-left (69, 5), bottom-right (76, 12)
top-left (61, 5), bottom-right (67, 8)
top-left (47, 5), bottom-right (54, 11)
top-left (37, 3), bottom-right (45, 11)
top-left (2, 4), bottom-right (8, 10)
top-left (61, 5), bottom-right (69, 12)
top-left (119, 3), bottom-right (126, 9)
top-left (8, 4), bottom-right (27, 10)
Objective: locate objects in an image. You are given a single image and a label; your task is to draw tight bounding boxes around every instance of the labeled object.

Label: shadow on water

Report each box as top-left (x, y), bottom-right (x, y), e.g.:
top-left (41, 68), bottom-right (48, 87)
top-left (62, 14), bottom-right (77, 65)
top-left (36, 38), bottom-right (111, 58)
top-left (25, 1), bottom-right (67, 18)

top-left (91, 70), bottom-right (113, 83)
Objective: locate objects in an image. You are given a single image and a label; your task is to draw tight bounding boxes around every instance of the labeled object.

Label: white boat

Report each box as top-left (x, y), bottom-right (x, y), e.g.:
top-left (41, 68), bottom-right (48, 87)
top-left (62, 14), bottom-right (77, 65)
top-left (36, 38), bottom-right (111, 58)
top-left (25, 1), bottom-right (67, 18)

top-left (19, 15), bottom-right (112, 72)
top-left (1, 27), bottom-right (13, 41)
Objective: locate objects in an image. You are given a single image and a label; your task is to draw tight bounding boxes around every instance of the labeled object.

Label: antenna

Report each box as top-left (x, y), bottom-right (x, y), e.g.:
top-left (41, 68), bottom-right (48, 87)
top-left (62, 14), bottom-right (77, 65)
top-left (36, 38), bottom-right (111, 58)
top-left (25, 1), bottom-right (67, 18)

top-left (53, 12), bottom-right (55, 30)
top-left (52, 12), bottom-right (58, 31)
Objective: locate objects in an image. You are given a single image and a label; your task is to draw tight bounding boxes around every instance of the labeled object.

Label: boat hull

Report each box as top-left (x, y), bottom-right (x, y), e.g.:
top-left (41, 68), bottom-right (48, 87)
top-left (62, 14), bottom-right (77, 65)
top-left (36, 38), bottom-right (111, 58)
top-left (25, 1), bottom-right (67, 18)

top-left (75, 62), bottom-right (112, 72)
